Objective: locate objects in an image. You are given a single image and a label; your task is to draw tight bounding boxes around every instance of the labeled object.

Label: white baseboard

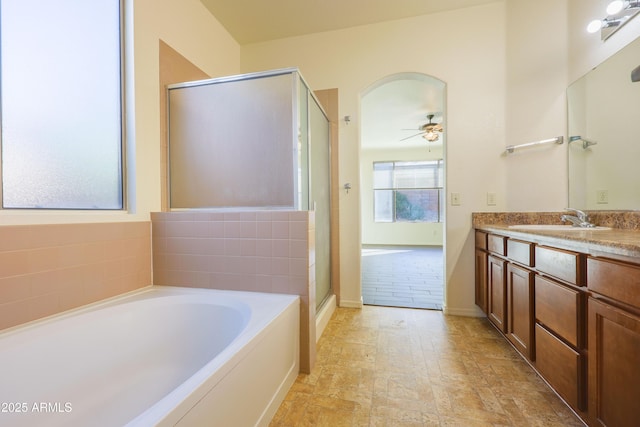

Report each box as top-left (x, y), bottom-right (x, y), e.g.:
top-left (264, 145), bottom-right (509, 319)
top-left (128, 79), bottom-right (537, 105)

top-left (338, 298), bottom-right (363, 308)
top-left (329, 298), bottom-right (484, 318)
top-left (315, 294), bottom-right (336, 343)
top-left (442, 305), bottom-right (485, 317)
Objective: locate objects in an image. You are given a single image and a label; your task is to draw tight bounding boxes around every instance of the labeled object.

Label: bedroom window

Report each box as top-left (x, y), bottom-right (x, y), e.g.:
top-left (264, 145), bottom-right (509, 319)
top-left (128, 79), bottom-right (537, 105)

top-left (0, 0), bottom-right (124, 209)
top-left (373, 160), bottom-right (443, 223)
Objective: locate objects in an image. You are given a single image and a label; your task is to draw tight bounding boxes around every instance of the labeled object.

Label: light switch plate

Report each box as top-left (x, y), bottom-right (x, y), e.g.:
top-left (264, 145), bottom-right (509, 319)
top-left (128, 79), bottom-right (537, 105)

top-left (451, 192), bottom-right (461, 206)
top-left (487, 192), bottom-right (497, 206)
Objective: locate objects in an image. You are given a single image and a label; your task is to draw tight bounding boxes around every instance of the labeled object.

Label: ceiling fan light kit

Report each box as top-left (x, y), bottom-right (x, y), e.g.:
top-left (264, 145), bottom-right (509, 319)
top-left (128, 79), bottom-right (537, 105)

top-left (400, 113), bottom-right (444, 143)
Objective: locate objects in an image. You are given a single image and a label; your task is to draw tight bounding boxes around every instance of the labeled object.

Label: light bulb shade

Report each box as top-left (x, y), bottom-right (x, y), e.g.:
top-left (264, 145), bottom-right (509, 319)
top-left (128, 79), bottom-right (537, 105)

top-left (632, 64), bottom-right (640, 82)
top-left (607, 0), bottom-right (626, 15)
top-left (423, 132), bottom-right (439, 142)
top-left (587, 19), bottom-right (603, 33)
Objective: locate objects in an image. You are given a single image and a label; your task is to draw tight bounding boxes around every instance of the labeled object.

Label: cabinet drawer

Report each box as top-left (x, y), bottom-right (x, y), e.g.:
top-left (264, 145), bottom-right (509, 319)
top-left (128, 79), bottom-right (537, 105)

top-left (507, 239), bottom-right (534, 267)
top-left (475, 231), bottom-right (487, 250)
top-left (535, 324), bottom-right (584, 411)
top-left (536, 246), bottom-right (583, 285)
top-left (588, 257), bottom-right (640, 309)
top-left (488, 234), bottom-right (506, 256)
top-left (535, 275), bottom-right (580, 347)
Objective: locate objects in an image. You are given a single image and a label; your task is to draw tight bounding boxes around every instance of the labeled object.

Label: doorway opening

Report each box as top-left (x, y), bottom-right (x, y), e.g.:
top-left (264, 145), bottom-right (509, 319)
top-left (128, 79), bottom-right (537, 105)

top-left (359, 73), bottom-right (445, 310)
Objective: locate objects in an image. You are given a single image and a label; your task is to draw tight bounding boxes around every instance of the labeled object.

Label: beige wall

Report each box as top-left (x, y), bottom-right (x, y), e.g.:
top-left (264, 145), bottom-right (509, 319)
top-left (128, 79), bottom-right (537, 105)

top-left (504, 0), bottom-right (569, 211)
top-left (4, 0), bottom-right (640, 320)
top-left (569, 0), bottom-right (640, 82)
top-left (513, 0), bottom-right (640, 214)
top-left (241, 3), bottom-right (508, 313)
top-left (240, 0), bottom-right (640, 315)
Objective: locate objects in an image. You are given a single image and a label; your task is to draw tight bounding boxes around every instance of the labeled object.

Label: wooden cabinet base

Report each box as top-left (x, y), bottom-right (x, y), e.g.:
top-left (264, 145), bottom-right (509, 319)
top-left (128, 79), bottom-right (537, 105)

top-left (475, 229), bottom-right (640, 427)
top-left (588, 298), bottom-right (640, 427)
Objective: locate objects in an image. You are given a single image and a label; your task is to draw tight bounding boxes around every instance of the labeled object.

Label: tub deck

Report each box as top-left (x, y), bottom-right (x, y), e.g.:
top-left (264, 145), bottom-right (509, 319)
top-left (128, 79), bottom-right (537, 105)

top-left (0, 286), bottom-right (300, 427)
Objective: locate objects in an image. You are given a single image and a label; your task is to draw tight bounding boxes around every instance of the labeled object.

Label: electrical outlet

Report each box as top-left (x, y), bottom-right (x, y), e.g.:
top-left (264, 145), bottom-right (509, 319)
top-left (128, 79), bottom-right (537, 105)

top-left (596, 190), bottom-right (609, 204)
top-left (487, 192), bottom-right (497, 206)
top-left (451, 192), bottom-right (461, 206)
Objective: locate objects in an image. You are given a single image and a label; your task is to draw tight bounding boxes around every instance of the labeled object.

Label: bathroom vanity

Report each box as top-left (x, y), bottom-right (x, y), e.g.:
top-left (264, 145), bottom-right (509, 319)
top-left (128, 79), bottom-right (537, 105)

top-left (474, 212), bottom-right (640, 427)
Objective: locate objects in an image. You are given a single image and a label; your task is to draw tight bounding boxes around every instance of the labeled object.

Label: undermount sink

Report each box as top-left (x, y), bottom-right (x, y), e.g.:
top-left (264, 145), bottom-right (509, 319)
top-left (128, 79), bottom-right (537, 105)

top-left (508, 224), bottom-right (611, 231)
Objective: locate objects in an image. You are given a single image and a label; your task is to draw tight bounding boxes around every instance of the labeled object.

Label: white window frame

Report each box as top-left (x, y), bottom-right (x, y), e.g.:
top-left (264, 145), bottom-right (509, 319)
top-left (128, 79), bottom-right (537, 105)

top-left (373, 160), bottom-right (444, 223)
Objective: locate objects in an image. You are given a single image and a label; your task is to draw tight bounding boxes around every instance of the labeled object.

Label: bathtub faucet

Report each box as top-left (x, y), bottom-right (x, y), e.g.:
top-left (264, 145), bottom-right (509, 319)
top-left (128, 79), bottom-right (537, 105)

top-left (561, 208), bottom-right (595, 228)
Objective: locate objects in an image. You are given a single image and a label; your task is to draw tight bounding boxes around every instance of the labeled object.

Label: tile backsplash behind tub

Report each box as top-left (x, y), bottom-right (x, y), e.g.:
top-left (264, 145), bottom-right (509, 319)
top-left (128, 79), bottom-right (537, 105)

top-left (151, 210), bottom-right (317, 372)
top-left (0, 222), bottom-right (152, 331)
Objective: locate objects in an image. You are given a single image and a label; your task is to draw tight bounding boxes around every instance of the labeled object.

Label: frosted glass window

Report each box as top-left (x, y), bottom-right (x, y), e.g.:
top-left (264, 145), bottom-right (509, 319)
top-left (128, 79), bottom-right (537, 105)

top-left (1, 0), bottom-right (123, 209)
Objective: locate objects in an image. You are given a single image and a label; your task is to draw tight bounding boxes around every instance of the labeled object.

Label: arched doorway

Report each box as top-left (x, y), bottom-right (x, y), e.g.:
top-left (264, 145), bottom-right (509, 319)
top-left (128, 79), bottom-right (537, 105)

top-left (359, 72), bottom-right (446, 310)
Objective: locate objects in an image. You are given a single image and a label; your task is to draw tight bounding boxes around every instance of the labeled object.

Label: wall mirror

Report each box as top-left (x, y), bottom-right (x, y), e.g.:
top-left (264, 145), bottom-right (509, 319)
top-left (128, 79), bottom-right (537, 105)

top-left (567, 35), bottom-right (640, 210)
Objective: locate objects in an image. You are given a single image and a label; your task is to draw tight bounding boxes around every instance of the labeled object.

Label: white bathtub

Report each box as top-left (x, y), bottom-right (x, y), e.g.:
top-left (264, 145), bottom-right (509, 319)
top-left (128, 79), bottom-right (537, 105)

top-left (0, 286), bottom-right (300, 427)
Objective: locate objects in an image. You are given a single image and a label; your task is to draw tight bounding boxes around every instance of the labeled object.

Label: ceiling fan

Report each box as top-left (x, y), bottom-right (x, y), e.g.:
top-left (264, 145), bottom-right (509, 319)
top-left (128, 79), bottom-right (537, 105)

top-left (400, 114), bottom-right (443, 142)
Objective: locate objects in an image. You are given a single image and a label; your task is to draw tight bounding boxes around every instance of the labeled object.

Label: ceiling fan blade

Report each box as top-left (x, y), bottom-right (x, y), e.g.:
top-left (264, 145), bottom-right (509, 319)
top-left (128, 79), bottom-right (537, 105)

top-left (399, 132), bottom-right (423, 141)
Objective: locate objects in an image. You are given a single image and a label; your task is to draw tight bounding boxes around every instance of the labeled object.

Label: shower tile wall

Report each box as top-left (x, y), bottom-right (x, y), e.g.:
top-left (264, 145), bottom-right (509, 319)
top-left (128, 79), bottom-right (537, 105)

top-left (151, 210), bottom-right (317, 372)
top-left (0, 222), bottom-right (152, 331)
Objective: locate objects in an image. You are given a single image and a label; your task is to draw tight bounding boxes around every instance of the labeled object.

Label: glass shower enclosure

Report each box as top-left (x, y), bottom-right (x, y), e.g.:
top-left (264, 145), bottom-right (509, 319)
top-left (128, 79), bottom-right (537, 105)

top-left (167, 68), bottom-right (332, 309)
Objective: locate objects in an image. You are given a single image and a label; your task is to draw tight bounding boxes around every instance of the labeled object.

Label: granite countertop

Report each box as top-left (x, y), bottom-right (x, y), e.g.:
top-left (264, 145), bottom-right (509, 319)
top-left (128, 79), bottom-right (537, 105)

top-left (473, 212), bottom-right (640, 260)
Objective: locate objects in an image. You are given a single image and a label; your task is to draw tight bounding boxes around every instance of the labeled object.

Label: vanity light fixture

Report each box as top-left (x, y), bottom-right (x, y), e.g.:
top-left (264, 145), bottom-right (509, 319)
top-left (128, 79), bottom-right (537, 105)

top-left (607, 0), bottom-right (626, 15)
top-left (588, 0), bottom-right (640, 40)
top-left (587, 17), bottom-right (620, 33)
top-left (632, 64), bottom-right (640, 82)
top-left (587, 19), bottom-right (604, 33)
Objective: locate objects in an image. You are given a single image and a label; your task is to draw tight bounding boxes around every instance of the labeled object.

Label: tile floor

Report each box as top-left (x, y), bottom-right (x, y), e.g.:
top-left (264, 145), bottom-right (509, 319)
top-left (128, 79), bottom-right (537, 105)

top-left (270, 306), bottom-right (584, 426)
top-left (362, 246), bottom-right (443, 310)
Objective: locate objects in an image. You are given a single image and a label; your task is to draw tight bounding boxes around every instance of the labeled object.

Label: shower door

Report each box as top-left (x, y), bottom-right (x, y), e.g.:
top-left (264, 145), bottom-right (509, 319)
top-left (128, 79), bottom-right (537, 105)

top-left (307, 88), bottom-right (332, 309)
top-left (168, 72), bottom-right (297, 208)
top-left (167, 68), bottom-right (332, 310)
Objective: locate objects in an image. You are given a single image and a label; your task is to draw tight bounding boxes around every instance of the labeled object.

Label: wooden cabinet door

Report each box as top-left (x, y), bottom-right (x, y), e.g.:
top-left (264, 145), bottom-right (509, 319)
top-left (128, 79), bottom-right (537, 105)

top-left (488, 255), bottom-right (507, 332)
top-left (588, 297), bottom-right (640, 427)
top-left (507, 263), bottom-right (534, 360)
top-left (536, 324), bottom-right (584, 411)
top-left (475, 249), bottom-right (488, 314)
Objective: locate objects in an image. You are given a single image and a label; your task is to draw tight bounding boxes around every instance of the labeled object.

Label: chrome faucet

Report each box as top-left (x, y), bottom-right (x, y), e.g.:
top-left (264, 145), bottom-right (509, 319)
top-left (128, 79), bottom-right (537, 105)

top-left (561, 208), bottom-right (595, 228)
